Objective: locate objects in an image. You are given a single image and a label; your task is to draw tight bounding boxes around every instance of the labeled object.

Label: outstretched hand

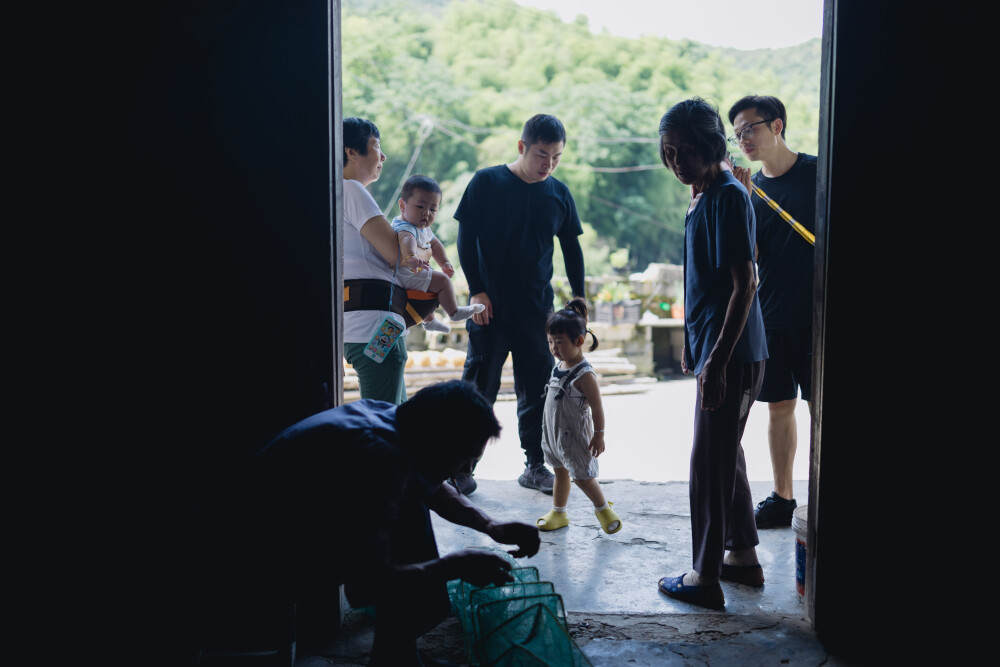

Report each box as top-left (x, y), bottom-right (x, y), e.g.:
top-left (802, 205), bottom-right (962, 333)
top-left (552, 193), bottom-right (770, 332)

top-left (486, 520), bottom-right (541, 559)
top-left (443, 549), bottom-right (514, 587)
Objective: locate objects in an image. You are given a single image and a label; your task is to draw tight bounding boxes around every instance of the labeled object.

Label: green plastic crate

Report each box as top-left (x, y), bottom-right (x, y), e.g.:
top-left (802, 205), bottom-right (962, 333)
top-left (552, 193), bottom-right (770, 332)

top-left (453, 573), bottom-right (548, 663)
top-left (491, 642), bottom-right (550, 666)
top-left (472, 601), bottom-right (592, 667)
top-left (469, 582), bottom-right (556, 638)
top-left (474, 593), bottom-right (567, 642)
top-left (449, 566), bottom-right (540, 619)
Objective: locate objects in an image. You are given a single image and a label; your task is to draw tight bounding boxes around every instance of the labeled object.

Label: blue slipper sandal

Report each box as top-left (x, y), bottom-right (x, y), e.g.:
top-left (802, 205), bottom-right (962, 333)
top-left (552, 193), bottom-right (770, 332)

top-left (657, 575), bottom-right (725, 610)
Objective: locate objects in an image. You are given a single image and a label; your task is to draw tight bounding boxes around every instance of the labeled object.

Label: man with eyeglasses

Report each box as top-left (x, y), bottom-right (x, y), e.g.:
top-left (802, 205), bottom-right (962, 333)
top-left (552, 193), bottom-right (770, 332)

top-left (727, 95), bottom-right (817, 529)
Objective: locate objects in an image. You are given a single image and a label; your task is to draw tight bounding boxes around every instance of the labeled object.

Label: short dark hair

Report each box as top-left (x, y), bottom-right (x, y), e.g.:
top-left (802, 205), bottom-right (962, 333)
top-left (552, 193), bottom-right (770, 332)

top-left (396, 380), bottom-right (501, 455)
top-left (658, 97), bottom-right (728, 168)
top-left (400, 174), bottom-right (442, 201)
top-left (343, 117), bottom-right (380, 164)
top-left (521, 114), bottom-right (566, 149)
top-left (546, 297), bottom-right (598, 352)
top-left (727, 95), bottom-right (787, 139)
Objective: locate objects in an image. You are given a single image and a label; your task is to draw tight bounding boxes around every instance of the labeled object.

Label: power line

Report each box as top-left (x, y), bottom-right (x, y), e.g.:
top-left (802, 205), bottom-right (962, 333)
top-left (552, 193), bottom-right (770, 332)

top-left (429, 120), bottom-right (480, 147)
top-left (434, 117), bottom-right (494, 134)
top-left (590, 195), bottom-right (682, 236)
top-left (382, 116), bottom-right (434, 216)
top-left (581, 136), bottom-right (658, 143)
top-left (560, 163), bottom-right (663, 173)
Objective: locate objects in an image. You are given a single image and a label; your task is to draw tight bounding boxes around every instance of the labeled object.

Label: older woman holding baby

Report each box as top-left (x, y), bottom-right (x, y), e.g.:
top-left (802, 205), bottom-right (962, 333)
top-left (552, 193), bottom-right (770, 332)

top-left (341, 117), bottom-right (430, 403)
top-left (342, 118), bottom-right (482, 403)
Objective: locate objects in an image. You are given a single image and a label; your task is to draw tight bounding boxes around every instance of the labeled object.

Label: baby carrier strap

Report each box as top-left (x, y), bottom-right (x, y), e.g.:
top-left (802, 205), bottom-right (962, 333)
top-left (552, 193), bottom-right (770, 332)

top-left (343, 278), bottom-right (439, 328)
top-left (343, 278), bottom-right (407, 315)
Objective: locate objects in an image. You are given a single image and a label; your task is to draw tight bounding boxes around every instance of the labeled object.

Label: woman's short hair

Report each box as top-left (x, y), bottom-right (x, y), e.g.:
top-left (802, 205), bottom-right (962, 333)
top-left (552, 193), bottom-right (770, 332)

top-left (658, 98), bottom-right (728, 167)
top-left (343, 117), bottom-right (380, 164)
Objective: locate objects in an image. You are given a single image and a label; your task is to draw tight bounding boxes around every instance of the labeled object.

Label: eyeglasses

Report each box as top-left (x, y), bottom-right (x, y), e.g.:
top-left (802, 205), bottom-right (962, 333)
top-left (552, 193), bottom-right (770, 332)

top-left (727, 119), bottom-right (774, 146)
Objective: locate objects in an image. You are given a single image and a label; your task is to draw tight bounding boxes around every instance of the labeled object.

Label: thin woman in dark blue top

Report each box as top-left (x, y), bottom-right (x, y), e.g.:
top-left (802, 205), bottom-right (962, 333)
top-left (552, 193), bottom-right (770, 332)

top-left (655, 98), bottom-right (768, 611)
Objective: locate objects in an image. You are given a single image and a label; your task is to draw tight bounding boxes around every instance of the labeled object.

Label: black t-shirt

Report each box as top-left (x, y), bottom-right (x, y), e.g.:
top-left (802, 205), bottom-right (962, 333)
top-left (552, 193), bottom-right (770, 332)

top-left (252, 400), bottom-right (437, 584)
top-left (456, 165), bottom-right (583, 322)
top-left (751, 153), bottom-right (817, 329)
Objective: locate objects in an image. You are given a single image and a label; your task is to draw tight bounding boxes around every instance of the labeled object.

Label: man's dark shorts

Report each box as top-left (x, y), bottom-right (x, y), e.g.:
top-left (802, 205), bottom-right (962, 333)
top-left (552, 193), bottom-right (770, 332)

top-left (757, 327), bottom-right (812, 403)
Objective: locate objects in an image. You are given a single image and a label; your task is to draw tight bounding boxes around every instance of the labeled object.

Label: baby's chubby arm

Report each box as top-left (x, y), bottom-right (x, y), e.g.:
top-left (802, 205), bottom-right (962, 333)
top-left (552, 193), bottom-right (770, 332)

top-left (396, 229), bottom-right (430, 272)
top-left (429, 237), bottom-right (454, 277)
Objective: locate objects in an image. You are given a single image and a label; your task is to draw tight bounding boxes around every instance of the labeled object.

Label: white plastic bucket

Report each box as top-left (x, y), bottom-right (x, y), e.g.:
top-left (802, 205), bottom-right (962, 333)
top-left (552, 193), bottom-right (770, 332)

top-left (791, 505), bottom-right (808, 598)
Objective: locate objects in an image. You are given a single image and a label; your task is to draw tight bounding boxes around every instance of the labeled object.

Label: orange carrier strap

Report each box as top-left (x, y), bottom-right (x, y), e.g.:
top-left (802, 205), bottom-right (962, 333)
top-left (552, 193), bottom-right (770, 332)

top-left (343, 279), bottom-right (439, 328)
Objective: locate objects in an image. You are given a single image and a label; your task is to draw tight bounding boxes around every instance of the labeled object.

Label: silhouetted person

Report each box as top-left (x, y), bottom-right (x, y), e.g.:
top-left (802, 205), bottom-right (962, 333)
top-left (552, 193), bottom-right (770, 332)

top-left (213, 381), bottom-right (540, 666)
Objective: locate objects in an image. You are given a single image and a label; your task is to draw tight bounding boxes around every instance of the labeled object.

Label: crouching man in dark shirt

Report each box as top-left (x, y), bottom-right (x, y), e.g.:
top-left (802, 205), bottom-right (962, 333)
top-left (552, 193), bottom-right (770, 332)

top-left (240, 380), bottom-right (540, 666)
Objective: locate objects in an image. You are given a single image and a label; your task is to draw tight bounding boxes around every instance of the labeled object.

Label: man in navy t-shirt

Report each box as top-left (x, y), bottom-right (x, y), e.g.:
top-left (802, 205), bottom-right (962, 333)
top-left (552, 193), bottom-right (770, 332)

top-left (454, 114), bottom-right (586, 496)
top-left (729, 95), bottom-right (817, 529)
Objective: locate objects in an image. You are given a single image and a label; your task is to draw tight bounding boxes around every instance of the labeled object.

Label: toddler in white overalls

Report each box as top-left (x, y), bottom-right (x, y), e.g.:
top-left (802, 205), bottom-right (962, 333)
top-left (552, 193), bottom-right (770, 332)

top-left (536, 298), bottom-right (621, 534)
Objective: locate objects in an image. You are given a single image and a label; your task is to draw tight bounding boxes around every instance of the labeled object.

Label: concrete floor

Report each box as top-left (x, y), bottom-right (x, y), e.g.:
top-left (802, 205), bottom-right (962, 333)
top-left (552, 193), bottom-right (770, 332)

top-left (296, 379), bottom-right (859, 666)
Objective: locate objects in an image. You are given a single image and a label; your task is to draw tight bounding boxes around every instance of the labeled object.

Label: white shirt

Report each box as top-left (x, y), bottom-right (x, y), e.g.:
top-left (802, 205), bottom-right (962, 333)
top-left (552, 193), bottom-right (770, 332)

top-left (342, 179), bottom-right (406, 342)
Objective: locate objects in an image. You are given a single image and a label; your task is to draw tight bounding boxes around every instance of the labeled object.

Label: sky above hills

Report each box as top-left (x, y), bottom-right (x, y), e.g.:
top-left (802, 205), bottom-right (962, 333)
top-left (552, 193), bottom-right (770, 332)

top-left (513, 0), bottom-right (824, 50)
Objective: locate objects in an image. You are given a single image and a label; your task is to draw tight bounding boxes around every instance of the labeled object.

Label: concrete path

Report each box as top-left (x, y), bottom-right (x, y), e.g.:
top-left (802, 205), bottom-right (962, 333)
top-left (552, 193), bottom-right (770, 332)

top-left (477, 376), bottom-right (812, 485)
top-left (300, 379), bottom-right (848, 666)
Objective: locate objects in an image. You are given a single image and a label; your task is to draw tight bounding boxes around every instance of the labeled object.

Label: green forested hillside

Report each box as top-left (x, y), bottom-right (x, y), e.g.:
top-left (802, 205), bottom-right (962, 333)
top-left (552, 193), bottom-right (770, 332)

top-left (341, 0), bottom-right (820, 273)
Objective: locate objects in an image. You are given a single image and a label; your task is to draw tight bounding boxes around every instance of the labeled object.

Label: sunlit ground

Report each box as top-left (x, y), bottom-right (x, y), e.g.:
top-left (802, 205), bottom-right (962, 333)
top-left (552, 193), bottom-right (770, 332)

top-left (474, 377), bottom-right (812, 483)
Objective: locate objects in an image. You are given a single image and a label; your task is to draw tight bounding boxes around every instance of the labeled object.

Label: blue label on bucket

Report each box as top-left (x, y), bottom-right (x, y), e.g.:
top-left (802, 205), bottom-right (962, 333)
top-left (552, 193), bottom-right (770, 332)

top-left (795, 538), bottom-right (806, 596)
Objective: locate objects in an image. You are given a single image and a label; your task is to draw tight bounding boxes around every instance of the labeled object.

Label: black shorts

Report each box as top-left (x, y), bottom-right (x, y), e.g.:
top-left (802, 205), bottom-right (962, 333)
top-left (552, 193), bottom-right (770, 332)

top-left (757, 327), bottom-right (812, 403)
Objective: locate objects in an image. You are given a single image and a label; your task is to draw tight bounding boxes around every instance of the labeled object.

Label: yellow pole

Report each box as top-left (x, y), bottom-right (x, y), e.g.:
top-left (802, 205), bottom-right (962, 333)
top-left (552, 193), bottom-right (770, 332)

top-left (751, 184), bottom-right (816, 246)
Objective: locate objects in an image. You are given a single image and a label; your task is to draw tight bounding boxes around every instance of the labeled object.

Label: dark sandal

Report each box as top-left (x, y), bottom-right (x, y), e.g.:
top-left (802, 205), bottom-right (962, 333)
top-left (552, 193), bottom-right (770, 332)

top-left (657, 575), bottom-right (725, 610)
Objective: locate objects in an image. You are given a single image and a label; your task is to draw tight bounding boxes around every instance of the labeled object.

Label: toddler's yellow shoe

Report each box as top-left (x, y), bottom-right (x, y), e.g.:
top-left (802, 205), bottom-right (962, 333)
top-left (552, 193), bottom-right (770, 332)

top-left (596, 503), bottom-right (622, 534)
top-left (536, 510), bottom-right (569, 531)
